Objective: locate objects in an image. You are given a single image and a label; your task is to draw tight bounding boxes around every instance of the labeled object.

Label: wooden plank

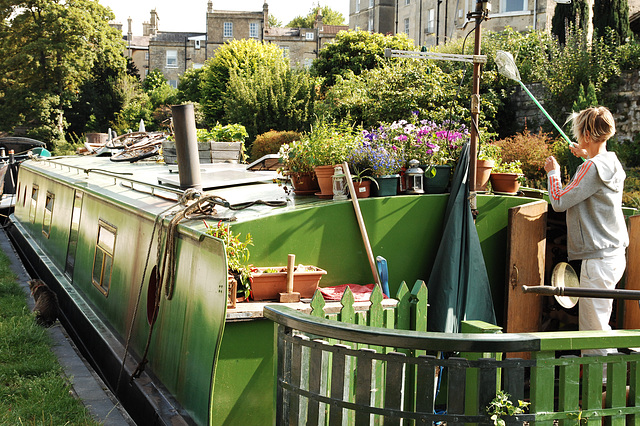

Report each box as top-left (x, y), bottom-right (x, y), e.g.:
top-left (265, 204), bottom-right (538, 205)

top-left (505, 200), bottom-right (547, 359)
top-left (289, 342), bottom-right (302, 425)
top-left (306, 341), bottom-right (324, 425)
top-left (383, 352), bottom-right (406, 426)
top-left (447, 357), bottom-right (467, 426)
top-left (530, 350), bottom-right (555, 426)
top-left (557, 356), bottom-right (580, 426)
top-left (415, 355), bottom-right (437, 414)
top-left (355, 349), bottom-right (375, 426)
top-left (629, 360), bottom-right (640, 425)
top-left (329, 346), bottom-right (347, 425)
top-left (503, 361), bottom-right (525, 404)
top-left (582, 358), bottom-right (604, 425)
top-left (624, 215), bottom-right (640, 329)
top-left (605, 354), bottom-right (627, 425)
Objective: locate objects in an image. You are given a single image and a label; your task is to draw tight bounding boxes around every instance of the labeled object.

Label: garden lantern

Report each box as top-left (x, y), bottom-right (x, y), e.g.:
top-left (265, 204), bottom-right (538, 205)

top-left (405, 159), bottom-right (424, 194)
top-left (332, 165), bottom-right (348, 200)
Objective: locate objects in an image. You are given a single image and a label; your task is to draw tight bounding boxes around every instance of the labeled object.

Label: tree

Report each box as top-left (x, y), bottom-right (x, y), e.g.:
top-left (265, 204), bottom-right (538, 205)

top-left (311, 30), bottom-right (416, 89)
top-left (287, 4), bottom-right (345, 28)
top-left (593, 0), bottom-right (630, 43)
top-left (268, 14), bottom-right (283, 28)
top-left (551, 1), bottom-right (590, 44)
top-left (176, 68), bottom-right (205, 104)
top-left (224, 66), bottom-right (316, 141)
top-left (200, 39), bottom-right (289, 126)
top-left (0, 0), bottom-right (126, 147)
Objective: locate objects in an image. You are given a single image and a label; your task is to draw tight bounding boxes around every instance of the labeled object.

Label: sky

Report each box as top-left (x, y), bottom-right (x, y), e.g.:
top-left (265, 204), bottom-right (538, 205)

top-left (100, 0), bottom-right (350, 34)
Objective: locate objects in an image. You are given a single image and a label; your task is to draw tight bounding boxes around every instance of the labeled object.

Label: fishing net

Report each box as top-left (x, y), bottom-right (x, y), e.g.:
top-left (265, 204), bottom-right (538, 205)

top-left (495, 50), bottom-right (521, 82)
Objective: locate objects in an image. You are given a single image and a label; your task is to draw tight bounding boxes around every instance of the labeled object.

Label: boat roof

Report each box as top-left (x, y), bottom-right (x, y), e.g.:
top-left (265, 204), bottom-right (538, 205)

top-left (21, 155), bottom-right (332, 225)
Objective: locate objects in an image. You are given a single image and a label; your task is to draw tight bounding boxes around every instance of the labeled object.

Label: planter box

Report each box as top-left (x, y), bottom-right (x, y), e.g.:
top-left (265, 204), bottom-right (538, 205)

top-left (162, 141), bottom-right (243, 164)
top-left (251, 265), bottom-right (327, 301)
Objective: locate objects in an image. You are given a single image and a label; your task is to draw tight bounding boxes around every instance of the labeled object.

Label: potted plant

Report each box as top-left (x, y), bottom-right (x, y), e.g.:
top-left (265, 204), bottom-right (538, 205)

top-left (163, 123), bottom-right (249, 164)
top-left (476, 143), bottom-right (501, 192)
top-left (349, 167), bottom-right (379, 198)
top-left (490, 160), bottom-right (525, 194)
top-left (423, 122), bottom-right (468, 193)
top-left (278, 141), bottom-right (319, 194)
top-left (250, 264), bottom-right (327, 301)
top-left (205, 221), bottom-right (253, 303)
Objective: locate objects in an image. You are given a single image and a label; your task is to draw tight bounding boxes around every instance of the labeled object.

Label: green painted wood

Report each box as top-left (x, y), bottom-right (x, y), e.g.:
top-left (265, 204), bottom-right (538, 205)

top-left (582, 359), bottom-right (604, 425)
top-left (530, 351), bottom-right (555, 426)
top-left (355, 349), bottom-right (375, 426)
top-left (395, 282), bottom-right (411, 331)
top-left (383, 352), bottom-right (406, 426)
top-left (310, 290), bottom-right (326, 317)
top-left (605, 356), bottom-right (627, 425)
top-left (339, 286), bottom-right (355, 324)
top-left (447, 357), bottom-right (467, 426)
top-left (329, 345), bottom-right (347, 425)
top-left (411, 280), bottom-right (428, 334)
top-left (557, 356), bottom-right (580, 426)
top-left (630, 360), bottom-right (640, 424)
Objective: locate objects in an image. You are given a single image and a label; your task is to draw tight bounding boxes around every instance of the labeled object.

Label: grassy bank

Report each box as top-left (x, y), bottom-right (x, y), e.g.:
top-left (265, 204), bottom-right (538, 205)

top-left (0, 251), bottom-right (99, 425)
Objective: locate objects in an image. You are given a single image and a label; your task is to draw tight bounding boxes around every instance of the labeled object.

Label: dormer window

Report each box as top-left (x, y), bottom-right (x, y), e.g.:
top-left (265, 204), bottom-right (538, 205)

top-left (306, 32), bottom-right (314, 40)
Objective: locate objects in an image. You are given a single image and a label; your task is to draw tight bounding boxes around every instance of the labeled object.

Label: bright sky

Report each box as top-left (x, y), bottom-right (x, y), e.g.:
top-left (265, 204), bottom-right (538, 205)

top-left (100, 0), bottom-right (350, 34)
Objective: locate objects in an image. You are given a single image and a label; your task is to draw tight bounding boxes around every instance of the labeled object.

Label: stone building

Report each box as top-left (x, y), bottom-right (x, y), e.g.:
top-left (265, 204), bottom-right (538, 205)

top-left (350, 0), bottom-right (640, 47)
top-left (119, 1), bottom-right (348, 83)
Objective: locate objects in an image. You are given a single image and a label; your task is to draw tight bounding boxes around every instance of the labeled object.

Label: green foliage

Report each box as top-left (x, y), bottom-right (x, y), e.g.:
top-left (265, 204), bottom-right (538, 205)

top-left (143, 69), bottom-right (168, 92)
top-left (593, 0), bottom-right (630, 43)
top-left (250, 130), bottom-right (302, 162)
top-left (572, 82), bottom-right (598, 112)
top-left (286, 5), bottom-right (345, 28)
top-left (610, 133), bottom-right (640, 167)
top-left (623, 168), bottom-right (640, 209)
top-left (205, 221), bottom-right (253, 297)
top-left (493, 127), bottom-right (555, 188)
top-left (551, 1), bottom-right (590, 44)
top-left (311, 30), bottom-right (416, 89)
top-left (224, 66), bottom-right (316, 142)
top-left (269, 14), bottom-right (283, 28)
top-left (200, 39), bottom-right (289, 126)
top-left (303, 119), bottom-right (360, 166)
top-left (486, 390), bottom-right (530, 425)
top-left (197, 124), bottom-right (248, 142)
top-left (111, 91), bottom-right (153, 134)
top-left (0, 0), bottom-right (126, 145)
top-left (176, 68), bottom-right (205, 104)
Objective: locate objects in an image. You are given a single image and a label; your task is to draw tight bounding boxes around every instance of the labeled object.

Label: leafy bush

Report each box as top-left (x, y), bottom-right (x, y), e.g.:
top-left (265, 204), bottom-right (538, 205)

top-left (610, 134), bottom-right (640, 167)
top-left (197, 123), bottom-right (248, 142)
top-left (224, 66), bottom-right (316, 142)
top-left (250, 130), bottom-right (302, 162)
top-left (493, 127), bottom-right (555, 188)
top-left (200, 39), bottom-right (288, 126)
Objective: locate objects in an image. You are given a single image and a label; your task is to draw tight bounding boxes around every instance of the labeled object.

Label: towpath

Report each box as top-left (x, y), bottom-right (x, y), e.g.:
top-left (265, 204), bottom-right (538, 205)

top-left (0, 227), bottom-right (135, 425)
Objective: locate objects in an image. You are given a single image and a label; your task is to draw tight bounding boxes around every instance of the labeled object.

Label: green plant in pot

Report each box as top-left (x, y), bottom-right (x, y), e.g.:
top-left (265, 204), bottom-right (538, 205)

top-left (205, 221), bottom-right (253, 299)
top-left (278, 140), bottom-right (319, 193)
top-left (490, 160), bottom-right (525, 194)
top-left (476, 143), bottom-right (502, 191)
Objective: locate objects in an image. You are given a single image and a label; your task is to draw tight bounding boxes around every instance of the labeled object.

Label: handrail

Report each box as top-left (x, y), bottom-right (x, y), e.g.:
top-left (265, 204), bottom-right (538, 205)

top-left (264, 305), bottom-right (640, 352)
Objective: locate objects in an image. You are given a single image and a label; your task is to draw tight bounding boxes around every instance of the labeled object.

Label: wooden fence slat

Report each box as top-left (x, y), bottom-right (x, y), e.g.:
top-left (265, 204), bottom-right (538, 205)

top-left (289, 341), bottom-right (302, 425)
top-left (329, 345), bottom-right (347, 425)
top-left (395, 281), bottom-right (411, 331)
top-left (605, 354), bottom-right (627, 425)
top-left (582, 357), bottom-right (604, 425)
top-left (557, 356), bottom-right (580, 426)
top-left (447, 357), bottom-right (467, 426)
top-left (411, 280), bottom-right (428, 334)
top-left (530, 350), bottom-right (555, 426)
top-left (276, 325), bottom-right (287, 425)
top-left (310, 290), bottom-right (326, 318)
top-left (355, 349), bottom-right (375, 426)
top-left (306, 340), bottom-right (324, 425)
top-left (416, 355), bottom-right (437, 415)
top-left (478, 358), bottom-right (498, 412)
top-left (383, 352), bottom-right (406, 426)
top-left (339, 287), bottom-right (355, 324)
top-left (503, 360), bottom-right (525, 404)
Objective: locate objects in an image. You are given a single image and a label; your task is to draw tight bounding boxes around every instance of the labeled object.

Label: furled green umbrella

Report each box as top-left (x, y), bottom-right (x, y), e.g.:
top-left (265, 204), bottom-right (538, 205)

top-left (427, 142), bottom-right (496, 333)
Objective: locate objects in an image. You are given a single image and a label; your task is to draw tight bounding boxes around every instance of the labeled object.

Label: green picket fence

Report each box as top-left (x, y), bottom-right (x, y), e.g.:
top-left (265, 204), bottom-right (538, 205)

top-left (264, 281), bottom-right (640, 425)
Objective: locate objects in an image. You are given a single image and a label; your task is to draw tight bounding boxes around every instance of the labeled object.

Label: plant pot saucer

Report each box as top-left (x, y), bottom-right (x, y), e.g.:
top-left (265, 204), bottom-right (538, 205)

top-left (293, 189), bottom-right (316, 195)
top-left (493, 191), bottom-right (519, 196)
top-left (315, 192), bottom-right (333, 199)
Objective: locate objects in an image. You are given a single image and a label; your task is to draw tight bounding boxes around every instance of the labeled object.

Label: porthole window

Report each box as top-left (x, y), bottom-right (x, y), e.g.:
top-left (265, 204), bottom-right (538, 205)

top-left (42, 192), bottom-right (54, 238)
top-left (92, 220), bottom-right (116, 296)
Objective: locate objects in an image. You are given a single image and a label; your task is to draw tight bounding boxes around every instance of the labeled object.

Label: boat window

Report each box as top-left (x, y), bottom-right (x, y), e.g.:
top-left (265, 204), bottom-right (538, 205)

top-left (29, 184), bottom-right (39, 223)
top-left (22, 184), bottom-right (27, 207)
top-left (92, 220), bottom-right (116, 296)
top-left (64, 191), bottom-right (83, 279)
top-left (42, 192), bottom-right (54, 238)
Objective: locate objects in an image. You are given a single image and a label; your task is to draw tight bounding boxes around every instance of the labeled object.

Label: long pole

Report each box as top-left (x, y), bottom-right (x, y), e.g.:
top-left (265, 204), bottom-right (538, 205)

top-left (468, 0), bottom-right (485, 210)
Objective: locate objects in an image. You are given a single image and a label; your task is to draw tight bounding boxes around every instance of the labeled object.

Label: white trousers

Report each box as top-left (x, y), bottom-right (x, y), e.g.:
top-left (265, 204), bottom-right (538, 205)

top-left (579, 255), bottom-right (626, 357)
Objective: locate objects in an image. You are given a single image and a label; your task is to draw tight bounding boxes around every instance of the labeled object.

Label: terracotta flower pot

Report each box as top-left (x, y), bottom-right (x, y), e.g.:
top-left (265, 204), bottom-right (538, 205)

top-left (314, 165), bottom-right (335, 197)
top-left (289, 172), bottom-right (319, 194)
top-left (475, 159), bottom-right (494, 192)
top-left (250, 266), bottom-right (327, 301)
top-left (490, 172), bottom-right (521, 194)
top-left (353, 180), bottom-right (371, 198)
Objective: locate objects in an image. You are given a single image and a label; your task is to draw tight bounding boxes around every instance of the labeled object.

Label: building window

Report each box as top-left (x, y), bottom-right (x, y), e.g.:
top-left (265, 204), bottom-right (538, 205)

top-left (405, 0), bottom-right (410, 4)
top-left (501, 0), bottom-right (527, 12)
top-left (65, 191), bottom-right (83, 279)
top-left (250, 22), bottom-right (259, 38)
top-left (427, 8), bottom-right (435, 33)
top-left (145, 51), bottom-right (149, 60)
top-left (42, 192), bottom-right (54, 238)
top-left (168, 80), bottom-right (178, 89)
top-left (29, 184), bottom-right (38, 223)
top-left (194, 39), bottom-right (201, 49)
top-left (92, 220), bottom-right (116, 296)
top-left (166, 50), bottom-right (177, 68)
top-left (281, 46), bottom-right (290, 58)
top-left (368, 15), bottom-right (374, 31)
top-left (356, 0), bottom-right (360, 13)
top-left (369, 0), bottom-right (374, 7)
top-left (224, 22), bottom-right (233, 38)
top-left (404, 18), bottom-right (410, 34)
top-left (305, 32), bottom-right (314, 40)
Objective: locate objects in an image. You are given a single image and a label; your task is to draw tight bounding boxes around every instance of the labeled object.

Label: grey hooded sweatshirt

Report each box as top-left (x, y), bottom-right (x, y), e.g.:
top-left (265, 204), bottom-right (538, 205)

top-left (547, 152), bottom-right (628, 261)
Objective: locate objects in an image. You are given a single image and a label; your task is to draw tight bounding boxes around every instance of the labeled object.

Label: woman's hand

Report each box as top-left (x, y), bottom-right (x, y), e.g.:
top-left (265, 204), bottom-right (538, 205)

top-left (544, 156), bottom-right (559, 173)
top-left (569, 142), bottom-right (588, 159)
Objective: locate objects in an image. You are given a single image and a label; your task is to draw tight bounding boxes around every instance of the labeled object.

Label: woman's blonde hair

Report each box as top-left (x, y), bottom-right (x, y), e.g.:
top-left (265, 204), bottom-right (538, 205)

top-left (569, 106), bottom-right (616, 144)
